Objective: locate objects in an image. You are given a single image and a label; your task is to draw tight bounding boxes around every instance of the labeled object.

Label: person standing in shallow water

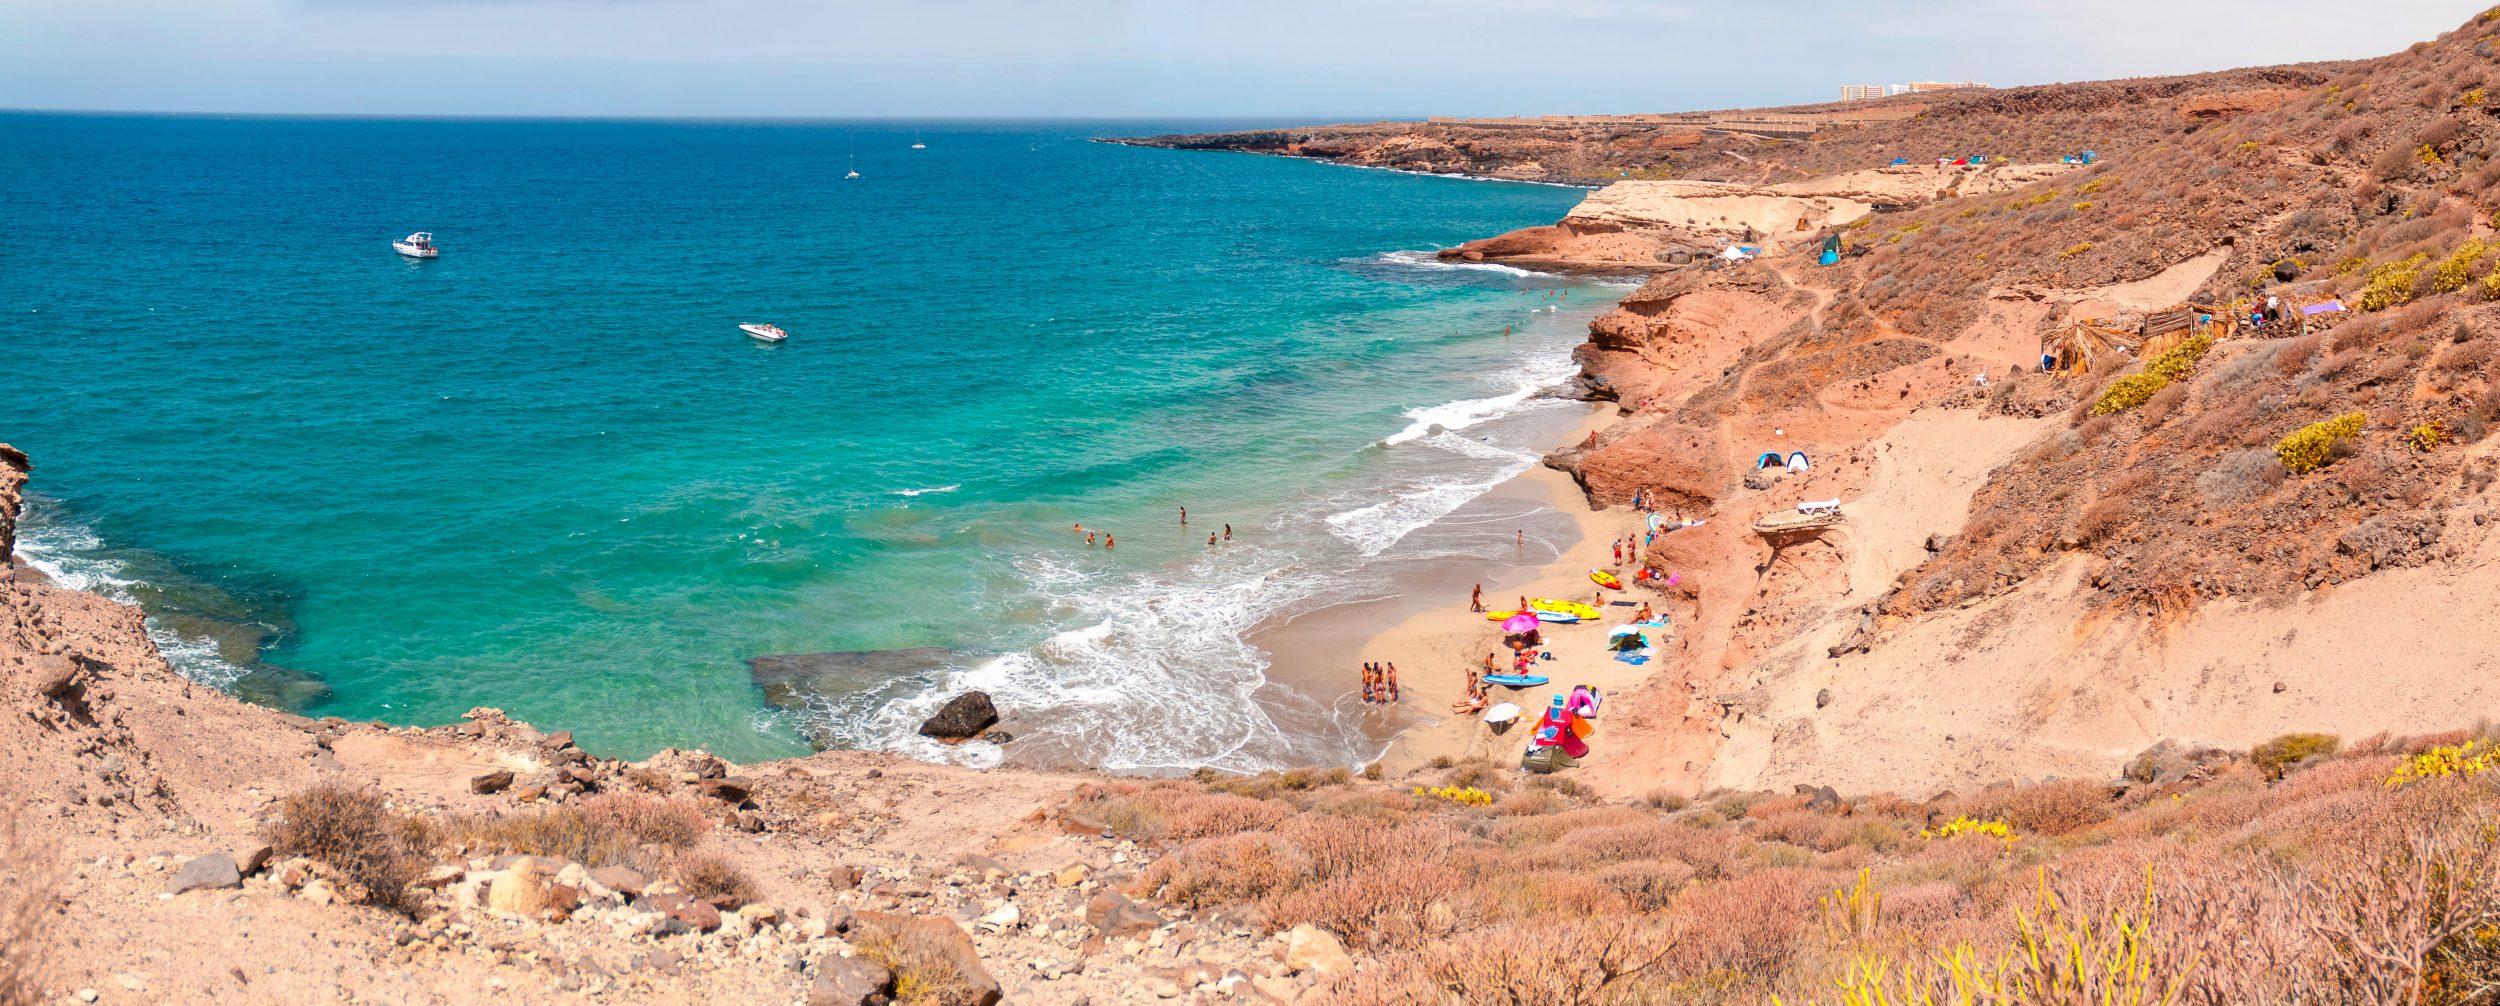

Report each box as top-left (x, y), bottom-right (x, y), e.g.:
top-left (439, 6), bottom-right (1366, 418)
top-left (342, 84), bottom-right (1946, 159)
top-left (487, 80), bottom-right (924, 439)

top-left (1208, 532), bottom-right (1218, 547)
top-left (1223, 524), bottom-right (1232, 542)
top-left (1104, 534), bottom-right (1114, 551)
top-left (1385, 662), bottom-right (1400, 703)
top-left (1179, 506), bottom-right (1187, 525)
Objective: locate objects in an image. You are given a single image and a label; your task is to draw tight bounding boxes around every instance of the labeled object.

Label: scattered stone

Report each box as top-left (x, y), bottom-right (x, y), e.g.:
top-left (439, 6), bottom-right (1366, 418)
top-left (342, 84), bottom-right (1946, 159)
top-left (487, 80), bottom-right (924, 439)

top-left (588, 864), bottom-right (650, 898)
top-left (164, 852), bottom-right (241, 895)
top-left (233, 843), bottom-right (274, 876)
top-left (977, 901), bottom-right (1021, 932)
top-left (470, 770), bottom-right (515, 795)
top-left (694, 777), bottom-right (753, 805)
top-left (854, 912), bottom-right (1002, 1006)
top-left (542, 729), bottom-right (574, 750)
top-left (75, 990), bottom-right (98, 1003)
top-left (916, 691), bottom-right (1000, 741)
top-left (807, 955), bottom-right (896, 1006)
top-left (1815, 688), bottom-right (1833, 709)
top-left (1085, 890), bottom-right (1164, 939)
top-left (1795, 784), bottom-right (1841, 813)
top-left (634, 892), bottom-right (723, 933)
top-left (1277, 923), bottom-right (1352, 977)
top-left (1054, 865), bottom-right (1089, 887)
top-left (2273, 681), bottom-right (2288, 694)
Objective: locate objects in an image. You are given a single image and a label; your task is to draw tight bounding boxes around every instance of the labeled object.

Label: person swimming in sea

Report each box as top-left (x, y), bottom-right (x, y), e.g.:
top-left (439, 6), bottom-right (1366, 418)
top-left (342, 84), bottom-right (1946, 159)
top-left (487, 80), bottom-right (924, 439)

top-left (1087, 531), bottom-right (1097, 546)
top-left (1207, 532), bottom-right (1218, 547)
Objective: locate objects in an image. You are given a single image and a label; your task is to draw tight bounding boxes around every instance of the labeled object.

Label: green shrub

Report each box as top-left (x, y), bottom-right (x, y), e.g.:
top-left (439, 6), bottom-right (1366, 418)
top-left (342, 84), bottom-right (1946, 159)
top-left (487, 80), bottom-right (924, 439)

top-left (2276, 412), bottom-right (2367, 473)
top-left (2250, 733), bottom-right (2341, 780)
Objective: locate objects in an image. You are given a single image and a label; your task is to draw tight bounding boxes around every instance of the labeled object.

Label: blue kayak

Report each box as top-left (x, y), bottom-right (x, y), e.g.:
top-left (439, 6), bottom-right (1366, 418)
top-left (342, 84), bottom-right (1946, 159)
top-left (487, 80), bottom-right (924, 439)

top-left (1483, 674), bottom-right (1549, 688)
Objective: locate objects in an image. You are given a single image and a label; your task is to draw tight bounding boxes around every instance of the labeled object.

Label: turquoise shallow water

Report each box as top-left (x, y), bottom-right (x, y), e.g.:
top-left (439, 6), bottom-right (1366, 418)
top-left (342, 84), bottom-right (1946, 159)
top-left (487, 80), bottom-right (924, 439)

top-left (0, 113), bottom-right (1618, 768)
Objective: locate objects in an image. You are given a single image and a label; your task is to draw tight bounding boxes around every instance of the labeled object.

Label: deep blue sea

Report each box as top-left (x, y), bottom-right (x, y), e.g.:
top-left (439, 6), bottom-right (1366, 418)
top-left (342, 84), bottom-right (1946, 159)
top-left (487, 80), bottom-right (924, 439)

top-left (0, 114), bottom-right (1620, 769)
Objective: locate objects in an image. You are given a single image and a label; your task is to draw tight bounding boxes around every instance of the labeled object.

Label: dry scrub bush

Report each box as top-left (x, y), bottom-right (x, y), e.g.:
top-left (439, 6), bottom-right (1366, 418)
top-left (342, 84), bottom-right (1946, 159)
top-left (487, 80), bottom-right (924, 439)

top-left (2198, 447), bottom-right (2287, 505)
top-left (1946, 780), bottom-right (2113, 837)
top-left (854, 921), bottom-right (983, 1006)
top-left (1322, 916), bottom-right (1686, 1006)
top-left (266, 783), bottom-right (439, 914)
top-left (0, 807), bottom-right (60, 1006)
top-left (450, 792), bottom-right (708, 873)
top-left (666, 849), bottom-right (758, 908)
top-left (1140, 832), bottom-right (1309, 908)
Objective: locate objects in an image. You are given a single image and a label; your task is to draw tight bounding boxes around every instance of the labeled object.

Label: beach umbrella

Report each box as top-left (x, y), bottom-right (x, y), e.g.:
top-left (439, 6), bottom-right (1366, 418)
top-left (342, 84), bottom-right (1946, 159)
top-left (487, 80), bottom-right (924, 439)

top-left (1647, 513), bottom-right (1665, 531)
top-left (1483, 702), bottom-right (1520, 724)
top-left (1501, 613), bottom-right (1541, 633)
top-left (1607, 625), bottom-right (1642, 638)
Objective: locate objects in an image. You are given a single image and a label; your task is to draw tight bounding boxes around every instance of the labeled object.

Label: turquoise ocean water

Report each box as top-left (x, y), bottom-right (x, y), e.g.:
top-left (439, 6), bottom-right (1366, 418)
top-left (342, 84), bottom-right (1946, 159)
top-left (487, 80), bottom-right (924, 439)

top-left (0, 114), bottom-right (1619, 769)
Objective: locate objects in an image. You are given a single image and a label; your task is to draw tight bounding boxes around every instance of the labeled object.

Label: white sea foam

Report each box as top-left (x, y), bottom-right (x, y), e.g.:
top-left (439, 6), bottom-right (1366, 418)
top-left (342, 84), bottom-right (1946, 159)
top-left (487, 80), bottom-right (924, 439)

top-left (14, 506), bottom-right (253, 690)
top-left (841, 546), bottom-right (1370, 773)
top-left (892, 484), bottom-right (960, 497)
top-left (1373, 249), bottom-right (1551, 279)
top-left (1380, 348), bottom-right (1580, 447)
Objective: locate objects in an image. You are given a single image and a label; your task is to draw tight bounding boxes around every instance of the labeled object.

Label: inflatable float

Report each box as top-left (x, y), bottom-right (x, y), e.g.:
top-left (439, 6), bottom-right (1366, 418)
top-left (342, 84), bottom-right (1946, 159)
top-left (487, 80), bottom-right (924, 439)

top-left (1589, 569), bottom-right (1624, 590)
top-left (1482, 674), bottom-right (1549, 688)
top-left (1529, 599), bottom-right (1602, 620)
top-left (1487, 609), bottom-right (1582, 624)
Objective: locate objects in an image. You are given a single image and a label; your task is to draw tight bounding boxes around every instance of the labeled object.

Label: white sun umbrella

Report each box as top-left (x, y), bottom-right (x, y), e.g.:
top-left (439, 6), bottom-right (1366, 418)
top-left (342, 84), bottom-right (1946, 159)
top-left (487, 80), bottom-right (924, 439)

top-left (1483, 702), bottom-right (1521, 723)
top-left (1608, 624), bottom-right (1643, 637)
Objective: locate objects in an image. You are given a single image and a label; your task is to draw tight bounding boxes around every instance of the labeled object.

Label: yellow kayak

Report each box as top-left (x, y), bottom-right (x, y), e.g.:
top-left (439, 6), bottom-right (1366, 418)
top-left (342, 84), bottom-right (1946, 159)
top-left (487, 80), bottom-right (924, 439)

top-left (1529, 599), bottom-right (1602, 620)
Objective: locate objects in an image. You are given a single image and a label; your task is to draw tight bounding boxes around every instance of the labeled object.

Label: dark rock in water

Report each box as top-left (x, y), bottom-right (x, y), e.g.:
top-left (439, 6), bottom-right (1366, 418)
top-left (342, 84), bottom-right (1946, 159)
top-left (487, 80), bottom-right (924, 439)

top-left (747, 648), bottom-right (962, 750)
top-left (919, 692), bottom-right (999, 741)
top-left (980, 730), bottom-right (1014, 745)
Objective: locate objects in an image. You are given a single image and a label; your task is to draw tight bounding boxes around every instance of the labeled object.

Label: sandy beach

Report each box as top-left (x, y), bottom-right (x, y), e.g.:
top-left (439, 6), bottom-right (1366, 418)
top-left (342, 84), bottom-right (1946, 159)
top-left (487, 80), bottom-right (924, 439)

top-left (1248, 401), bottom-right (1685, 777)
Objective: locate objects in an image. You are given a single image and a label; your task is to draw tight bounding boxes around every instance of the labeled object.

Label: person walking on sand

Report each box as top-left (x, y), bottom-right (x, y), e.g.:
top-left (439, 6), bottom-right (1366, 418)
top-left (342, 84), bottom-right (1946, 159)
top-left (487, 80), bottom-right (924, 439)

top-left (1613, 540), bottom-right (1623, 565)
top-left (1470, 583), bottom-right (1484, 612)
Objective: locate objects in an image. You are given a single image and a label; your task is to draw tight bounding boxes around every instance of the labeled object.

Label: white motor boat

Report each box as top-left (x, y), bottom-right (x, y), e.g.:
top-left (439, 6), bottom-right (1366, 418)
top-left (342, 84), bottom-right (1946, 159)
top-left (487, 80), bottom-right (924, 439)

top-left (390, 231), bottom-right (440, 257)
top-left (740, 323), bottom-right (788, 343)
top-left (392, 232), bottom-right (440, 258)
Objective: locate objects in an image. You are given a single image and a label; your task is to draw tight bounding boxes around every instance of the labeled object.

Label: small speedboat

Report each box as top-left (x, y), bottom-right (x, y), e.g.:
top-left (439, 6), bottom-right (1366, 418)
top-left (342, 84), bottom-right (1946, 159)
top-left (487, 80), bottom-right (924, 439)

top-left (392, 232), bottom-right (440, 258)
top-left (740, 323), bottom-right (787, 343)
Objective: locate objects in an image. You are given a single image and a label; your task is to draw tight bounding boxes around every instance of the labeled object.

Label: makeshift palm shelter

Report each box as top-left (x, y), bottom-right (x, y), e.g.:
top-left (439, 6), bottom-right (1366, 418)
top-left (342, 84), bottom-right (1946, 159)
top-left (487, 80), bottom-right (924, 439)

top-left (2041, 318), bottom-right (2142, 377)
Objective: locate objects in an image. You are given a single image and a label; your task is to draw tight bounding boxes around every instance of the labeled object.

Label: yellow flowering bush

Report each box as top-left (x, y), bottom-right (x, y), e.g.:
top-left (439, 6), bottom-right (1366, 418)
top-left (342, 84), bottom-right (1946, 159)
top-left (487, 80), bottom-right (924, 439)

top-left (2434, 239), bottom-right (2490, 294)
top-left (1412, 785), bottom-right (1494, 807)
top-left (2484, 270), bottom-right (2500, 301)
top-left (1921, 815), bottom-right (2016, 845)
top-left (2060, 242), bottom-right (2094, 259)
top-left (2091, 333), bottom-right (2212, 415)
top-left (2357, 253), bottom-right (2430, 312)
top-left (2409, 422), bottom-right (2447, 451)
top-left (2276, 412), bottom-right (2367, 474)
top-left (2091, 374), bottom-right (2170, 415)
top-left (2385, 740), bottom-right (2500, 788)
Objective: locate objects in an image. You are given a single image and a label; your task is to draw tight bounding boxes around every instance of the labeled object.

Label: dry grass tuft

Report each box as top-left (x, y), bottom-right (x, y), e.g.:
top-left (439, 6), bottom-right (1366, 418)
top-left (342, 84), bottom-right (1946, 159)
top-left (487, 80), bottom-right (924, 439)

top-left (265, 783), bottom-right (440, 915)
top-left (448, 793), bottom-right (709, 873)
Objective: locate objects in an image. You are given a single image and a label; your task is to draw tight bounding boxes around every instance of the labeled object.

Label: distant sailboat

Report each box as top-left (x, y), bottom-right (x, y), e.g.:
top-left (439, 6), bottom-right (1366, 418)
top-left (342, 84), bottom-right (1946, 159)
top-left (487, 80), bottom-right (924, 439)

top-left (845, 136), bottom-right (861, 179)
top-left (910, 130), bottom-right (926, 151)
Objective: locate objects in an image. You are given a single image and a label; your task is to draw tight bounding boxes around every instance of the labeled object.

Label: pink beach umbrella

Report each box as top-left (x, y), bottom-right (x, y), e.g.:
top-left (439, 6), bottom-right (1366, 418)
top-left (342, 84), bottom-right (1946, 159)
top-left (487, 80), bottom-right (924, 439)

top-left (1500, 613), bottom-right (1542, 634)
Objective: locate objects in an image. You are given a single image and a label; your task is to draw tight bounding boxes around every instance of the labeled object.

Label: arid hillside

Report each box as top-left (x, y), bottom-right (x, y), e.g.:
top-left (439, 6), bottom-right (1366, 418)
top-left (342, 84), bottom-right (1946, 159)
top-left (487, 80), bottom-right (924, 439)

top-left (1111, 64), bottom-right (2350, 188)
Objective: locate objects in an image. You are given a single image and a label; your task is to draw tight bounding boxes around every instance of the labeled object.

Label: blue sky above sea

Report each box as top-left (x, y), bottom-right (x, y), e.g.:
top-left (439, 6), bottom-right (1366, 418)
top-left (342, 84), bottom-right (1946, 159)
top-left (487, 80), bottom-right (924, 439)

top-left (0, 0), bottom-right (2473, 118)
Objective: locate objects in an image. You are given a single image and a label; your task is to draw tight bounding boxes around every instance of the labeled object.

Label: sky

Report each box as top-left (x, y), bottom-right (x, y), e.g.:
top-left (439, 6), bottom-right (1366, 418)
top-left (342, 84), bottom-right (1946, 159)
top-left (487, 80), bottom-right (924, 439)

top-left (0, 0), bottom-right (2478, 119)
